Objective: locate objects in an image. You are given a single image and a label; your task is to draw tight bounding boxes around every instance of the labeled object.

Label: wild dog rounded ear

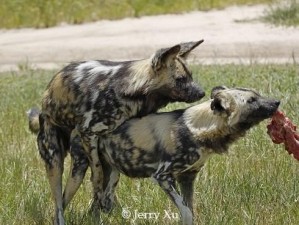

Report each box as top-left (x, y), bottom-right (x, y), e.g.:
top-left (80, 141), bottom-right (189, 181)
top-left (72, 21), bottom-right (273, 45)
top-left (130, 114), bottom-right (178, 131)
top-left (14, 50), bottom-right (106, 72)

top-left (210, 92), bottom-right (232, 116)
top-left (211, 97), bottom-right (225, 113)
top-left (151, 45), bottom-right (181, 72)
top-left (178, 39), bottom-right (204, 58)
top-left (211, 86), bottom-right (228, 99)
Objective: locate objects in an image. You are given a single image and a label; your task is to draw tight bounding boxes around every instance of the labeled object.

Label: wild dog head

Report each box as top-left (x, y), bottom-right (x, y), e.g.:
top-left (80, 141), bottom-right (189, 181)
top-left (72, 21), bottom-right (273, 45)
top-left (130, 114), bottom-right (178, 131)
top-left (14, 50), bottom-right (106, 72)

top-left (149, 40), bottom-right (205, 103)
top-left (210, 86), bottom-right (280, 128)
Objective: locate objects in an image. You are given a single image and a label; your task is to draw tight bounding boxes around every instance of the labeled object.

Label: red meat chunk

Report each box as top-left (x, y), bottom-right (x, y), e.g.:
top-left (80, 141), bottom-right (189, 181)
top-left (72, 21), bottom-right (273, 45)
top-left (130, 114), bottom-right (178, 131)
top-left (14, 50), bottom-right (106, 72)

top-left (267, 110), bottom-right (299, 160)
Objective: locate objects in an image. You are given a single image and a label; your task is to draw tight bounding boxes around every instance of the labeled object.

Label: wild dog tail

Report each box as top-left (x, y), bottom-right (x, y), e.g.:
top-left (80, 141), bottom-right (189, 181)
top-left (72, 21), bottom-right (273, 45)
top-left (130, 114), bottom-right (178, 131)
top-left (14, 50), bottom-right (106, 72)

top-left (27, 107), bottom-right (41, 134)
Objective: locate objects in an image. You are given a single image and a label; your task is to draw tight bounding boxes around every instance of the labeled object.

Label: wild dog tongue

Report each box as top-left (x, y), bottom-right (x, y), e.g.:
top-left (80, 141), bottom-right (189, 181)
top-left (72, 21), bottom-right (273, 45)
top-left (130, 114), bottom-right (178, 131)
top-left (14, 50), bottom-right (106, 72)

top-left (267, 110), bottom-right (299, 160)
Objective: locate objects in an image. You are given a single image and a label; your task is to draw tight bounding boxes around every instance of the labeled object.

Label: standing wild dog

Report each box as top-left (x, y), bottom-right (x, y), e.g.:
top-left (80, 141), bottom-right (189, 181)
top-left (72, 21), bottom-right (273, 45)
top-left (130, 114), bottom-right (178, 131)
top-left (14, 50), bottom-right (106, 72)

top-left (89, 86), bottom-right (278, 225)
top-left (33, 40), bottom-right (205, 225)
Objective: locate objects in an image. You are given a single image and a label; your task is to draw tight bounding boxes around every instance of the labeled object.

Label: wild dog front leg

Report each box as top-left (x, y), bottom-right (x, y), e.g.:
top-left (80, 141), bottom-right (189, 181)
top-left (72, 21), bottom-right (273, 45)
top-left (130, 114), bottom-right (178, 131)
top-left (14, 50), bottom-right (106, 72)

top-left (153, 166), bottom-right (193, 225)
top-left (63, 129), bottom-right (89, 209)
top-left (37, 118), bottom-right (66, 225)
top-left (176, 171), bottom-right (198, 213)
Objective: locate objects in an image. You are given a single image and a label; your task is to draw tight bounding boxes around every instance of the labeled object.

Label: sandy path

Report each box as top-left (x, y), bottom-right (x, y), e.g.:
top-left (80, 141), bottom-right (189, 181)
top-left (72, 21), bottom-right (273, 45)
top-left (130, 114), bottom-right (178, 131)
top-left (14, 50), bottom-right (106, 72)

top-left (0, 5), bottom-right (298, 71)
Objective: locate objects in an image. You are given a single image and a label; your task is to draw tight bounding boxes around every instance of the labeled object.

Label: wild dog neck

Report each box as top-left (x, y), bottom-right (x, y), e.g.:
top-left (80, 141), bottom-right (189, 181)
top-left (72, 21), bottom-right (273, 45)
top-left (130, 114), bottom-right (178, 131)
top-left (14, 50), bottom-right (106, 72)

top-left (119, 59), bottom-right (156, 97)
top-left (183, 100), bottom-right (247, 153)
top-left (117, 58), bottom-right (184, 116)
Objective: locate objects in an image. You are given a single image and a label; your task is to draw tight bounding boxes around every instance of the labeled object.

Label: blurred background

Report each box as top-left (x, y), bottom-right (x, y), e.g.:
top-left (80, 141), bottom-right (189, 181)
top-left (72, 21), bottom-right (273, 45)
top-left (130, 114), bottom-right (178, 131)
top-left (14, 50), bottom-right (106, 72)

top-left (0, 0), bottom-right (298, 28)
top-left (0, 0), bottom-right (298, 71)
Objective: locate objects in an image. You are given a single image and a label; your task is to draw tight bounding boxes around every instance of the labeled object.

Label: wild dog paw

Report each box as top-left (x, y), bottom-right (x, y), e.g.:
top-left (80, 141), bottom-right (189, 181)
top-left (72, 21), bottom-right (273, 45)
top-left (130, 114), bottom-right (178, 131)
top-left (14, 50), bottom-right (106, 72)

top-left (89, 200), bottom-right (101, 218)
top-left (100, 197), bottom-right (114, 213)
top-left (100, 194), bottom-right (120, 213)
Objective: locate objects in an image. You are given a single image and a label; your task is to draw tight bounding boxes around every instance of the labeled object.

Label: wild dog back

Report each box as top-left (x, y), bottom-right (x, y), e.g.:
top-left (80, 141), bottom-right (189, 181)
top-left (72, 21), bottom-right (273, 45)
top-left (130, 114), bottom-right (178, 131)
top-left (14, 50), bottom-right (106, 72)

top-left (100, 110), bottom-right (182, 177)
top-left (42, 41), bottom-right (205, 134)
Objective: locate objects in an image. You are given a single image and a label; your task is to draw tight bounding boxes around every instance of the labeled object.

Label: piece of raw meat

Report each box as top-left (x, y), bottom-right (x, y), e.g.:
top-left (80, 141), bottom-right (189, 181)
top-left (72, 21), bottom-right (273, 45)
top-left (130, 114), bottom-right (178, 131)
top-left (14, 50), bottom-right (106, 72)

top-left (267, 110), bottom-right (299, 160)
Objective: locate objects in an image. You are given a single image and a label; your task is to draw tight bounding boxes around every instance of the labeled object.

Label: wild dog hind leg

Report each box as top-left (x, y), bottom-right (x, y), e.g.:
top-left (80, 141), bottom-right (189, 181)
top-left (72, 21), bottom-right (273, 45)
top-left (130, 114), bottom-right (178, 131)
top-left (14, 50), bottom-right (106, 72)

top-left (79, 133), bottom-right (104, 214)
top-left (100, 163), bottom-right (120, 213)
top-left (37, 115), bottom-right (68, 225)
top-left (153, 164), bottom-right (193, 225)
top-left (97, 141), bottom-right (120, 213)
top-left (62, 128), bottom-right (89, 209)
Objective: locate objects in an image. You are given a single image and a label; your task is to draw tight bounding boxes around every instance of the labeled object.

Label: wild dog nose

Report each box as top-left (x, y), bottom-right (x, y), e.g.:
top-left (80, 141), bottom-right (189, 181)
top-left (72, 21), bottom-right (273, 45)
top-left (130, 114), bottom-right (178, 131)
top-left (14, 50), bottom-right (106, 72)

top-left (192, 87), bottom-right (205, 101)
top-left (185, 83), bottom-right (205, 102)
top-left (193, 83), bottom-right (205, 98)
top-left (196, 87), bottom-right (206, 100)
top-left (274, 100), bottom-right (280, 107)
top-left (194, 91), bottom-right (205, 103)
top-left (198, 90), bottom-right (205, 98)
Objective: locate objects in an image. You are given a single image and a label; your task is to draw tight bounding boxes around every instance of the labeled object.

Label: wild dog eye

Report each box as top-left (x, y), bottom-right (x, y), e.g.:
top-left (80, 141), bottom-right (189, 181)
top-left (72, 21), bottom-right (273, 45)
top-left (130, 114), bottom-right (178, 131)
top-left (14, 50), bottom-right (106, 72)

top-left (247, 97), bottom-right (257, 103)
top-left (176, 76), bottom-right (187, 82)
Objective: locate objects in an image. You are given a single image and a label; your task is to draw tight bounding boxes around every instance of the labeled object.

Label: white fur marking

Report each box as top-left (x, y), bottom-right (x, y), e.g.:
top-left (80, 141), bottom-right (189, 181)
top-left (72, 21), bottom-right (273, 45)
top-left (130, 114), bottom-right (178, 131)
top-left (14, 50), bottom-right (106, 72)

top-left (74, 61), bottom-right (121, 83)
top-left (49, 148), bottom-right (55, 156)
top-left (83, 110), bottom-right (94, 128)
top-left (91, 122), bottom-right (109, 133)
top-left (155, 161), bottom-right (172, 174)
top-left (145, 162), bottom-right (159, 170)
top-left (89, 64), bottom-right (121, 76)
top-left (74, 61), bottom-right (100, 83)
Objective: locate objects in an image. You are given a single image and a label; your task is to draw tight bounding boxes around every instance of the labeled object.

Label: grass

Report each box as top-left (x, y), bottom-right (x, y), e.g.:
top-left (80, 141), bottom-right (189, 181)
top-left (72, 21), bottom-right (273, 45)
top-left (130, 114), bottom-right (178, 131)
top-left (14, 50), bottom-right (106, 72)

top-left (262, 0), bottom-right (299, 26)
top-left (0, 63), bottom-right (299, 225)
top-left (0, 0), bottom-right (274, 29)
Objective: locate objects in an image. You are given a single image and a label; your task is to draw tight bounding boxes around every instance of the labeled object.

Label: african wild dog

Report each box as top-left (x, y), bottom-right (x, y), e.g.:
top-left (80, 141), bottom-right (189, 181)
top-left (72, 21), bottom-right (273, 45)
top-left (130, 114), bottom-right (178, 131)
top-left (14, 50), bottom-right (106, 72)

top-left (87, 86), bottom-right (278, 225)
top-left (32, 40), bottom-right (205, 225)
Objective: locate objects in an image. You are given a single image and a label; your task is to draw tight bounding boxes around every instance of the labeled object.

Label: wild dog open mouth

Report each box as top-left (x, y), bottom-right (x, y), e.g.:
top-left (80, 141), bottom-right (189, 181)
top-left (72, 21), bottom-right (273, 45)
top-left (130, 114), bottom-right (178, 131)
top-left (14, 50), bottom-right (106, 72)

top-left (267, 110), bottom-right (299, 160)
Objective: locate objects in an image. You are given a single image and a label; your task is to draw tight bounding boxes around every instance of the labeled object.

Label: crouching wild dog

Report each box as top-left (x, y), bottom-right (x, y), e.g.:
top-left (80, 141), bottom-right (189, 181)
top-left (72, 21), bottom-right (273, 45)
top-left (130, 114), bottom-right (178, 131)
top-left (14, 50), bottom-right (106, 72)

top-left (30, 40), bottom-right (205, 225)
top-left (96, 86), bottom-right (278, 225)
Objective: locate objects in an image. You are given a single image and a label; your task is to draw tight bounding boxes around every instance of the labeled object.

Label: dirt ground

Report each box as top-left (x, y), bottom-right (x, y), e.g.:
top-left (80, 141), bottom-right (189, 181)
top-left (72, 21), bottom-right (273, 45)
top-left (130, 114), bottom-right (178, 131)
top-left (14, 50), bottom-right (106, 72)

top-left (0, 5), bottom-right (298, 72)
